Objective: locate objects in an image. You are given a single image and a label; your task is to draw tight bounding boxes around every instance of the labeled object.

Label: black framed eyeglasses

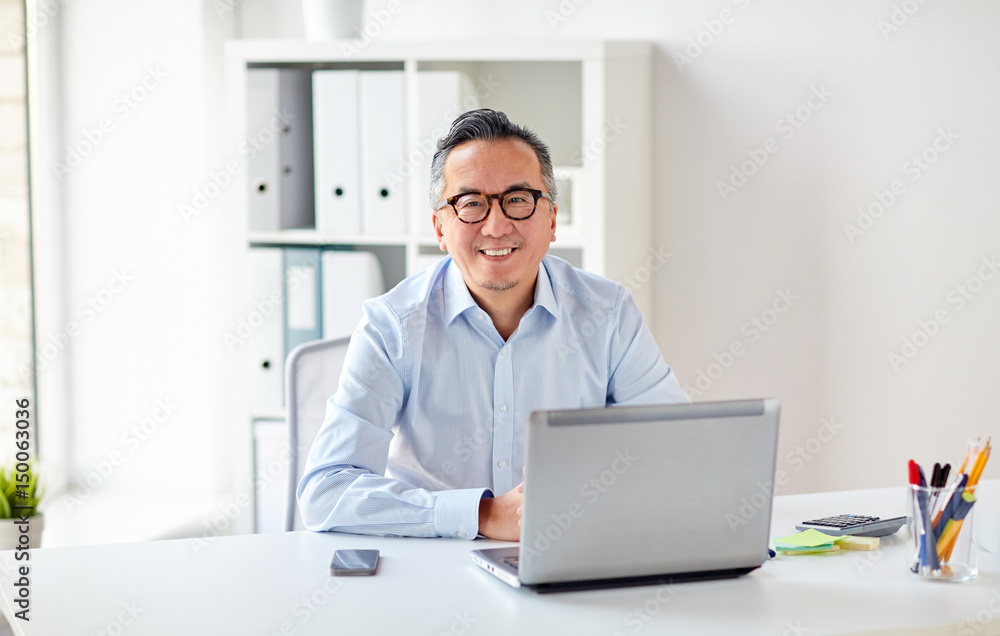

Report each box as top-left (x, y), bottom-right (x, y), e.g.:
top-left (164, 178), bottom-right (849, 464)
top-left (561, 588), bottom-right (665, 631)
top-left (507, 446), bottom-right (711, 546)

top-left (435, 188), bottom-right (551, 224)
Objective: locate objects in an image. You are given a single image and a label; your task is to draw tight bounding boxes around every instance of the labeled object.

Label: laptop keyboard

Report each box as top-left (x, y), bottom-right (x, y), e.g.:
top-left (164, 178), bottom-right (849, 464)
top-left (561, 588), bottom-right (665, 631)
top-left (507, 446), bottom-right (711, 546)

top-left (503, 556), bottom-right (519, 566)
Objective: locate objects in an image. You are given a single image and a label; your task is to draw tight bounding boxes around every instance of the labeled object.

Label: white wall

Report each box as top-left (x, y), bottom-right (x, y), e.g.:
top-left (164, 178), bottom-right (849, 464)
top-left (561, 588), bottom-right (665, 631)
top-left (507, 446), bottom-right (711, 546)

top-left (33, 0), bottom-right (1000, 546)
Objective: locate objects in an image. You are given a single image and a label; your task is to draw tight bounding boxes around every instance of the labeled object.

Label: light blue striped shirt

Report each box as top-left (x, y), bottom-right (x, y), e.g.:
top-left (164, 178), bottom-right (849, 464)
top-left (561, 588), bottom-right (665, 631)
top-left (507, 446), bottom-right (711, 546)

top-left (297, 255), bottom-right (689, 539)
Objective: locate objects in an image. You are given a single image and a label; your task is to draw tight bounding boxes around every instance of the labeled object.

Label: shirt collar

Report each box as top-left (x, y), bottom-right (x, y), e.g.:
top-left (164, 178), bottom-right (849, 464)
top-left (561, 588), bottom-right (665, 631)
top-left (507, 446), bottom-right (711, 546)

top-left (443, 259), bottom-right (479, 325)
top-left (443, 258), bottom-right (560, 325)
top-left (532, 259), bottom-right (559, 320)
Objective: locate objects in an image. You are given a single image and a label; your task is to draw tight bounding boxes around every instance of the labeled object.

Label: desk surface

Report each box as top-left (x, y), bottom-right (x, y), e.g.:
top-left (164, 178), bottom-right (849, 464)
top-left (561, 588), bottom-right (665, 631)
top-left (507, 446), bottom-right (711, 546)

top-left (1, 483), bottom-right (999, 636)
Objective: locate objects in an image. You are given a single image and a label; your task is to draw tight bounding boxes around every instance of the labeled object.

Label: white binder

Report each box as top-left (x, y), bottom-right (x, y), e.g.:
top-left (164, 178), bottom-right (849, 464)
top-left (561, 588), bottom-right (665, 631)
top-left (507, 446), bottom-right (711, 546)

top-left (416, 71), bottom-right (478, 239)
top-left (249, 248), bottom-right (285, 412)
top-left (312, 70), bottom-right (361, 235)
top-left (321, 251), bottom-right (385, 340)
top-left (246, 69), bottom-right (314, 232)
top-left (360, 71), bottom-right (407, 235)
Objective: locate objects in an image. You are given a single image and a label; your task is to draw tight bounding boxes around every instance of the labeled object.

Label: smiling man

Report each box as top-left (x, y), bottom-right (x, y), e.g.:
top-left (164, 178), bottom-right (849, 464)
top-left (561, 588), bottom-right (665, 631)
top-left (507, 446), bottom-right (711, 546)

top-left (298, 109), bottom-right (689, 541)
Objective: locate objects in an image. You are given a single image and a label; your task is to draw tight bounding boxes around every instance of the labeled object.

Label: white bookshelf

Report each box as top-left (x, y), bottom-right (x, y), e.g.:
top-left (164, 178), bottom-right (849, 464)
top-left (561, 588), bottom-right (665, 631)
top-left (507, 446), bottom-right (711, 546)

top-left (225, 39), bottom-right (653, 532)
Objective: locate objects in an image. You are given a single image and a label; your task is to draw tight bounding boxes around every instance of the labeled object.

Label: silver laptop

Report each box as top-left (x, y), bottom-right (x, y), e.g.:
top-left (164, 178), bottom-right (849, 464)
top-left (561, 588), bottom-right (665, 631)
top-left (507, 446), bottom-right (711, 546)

top-left (471, 399), bottom-right (780, 592)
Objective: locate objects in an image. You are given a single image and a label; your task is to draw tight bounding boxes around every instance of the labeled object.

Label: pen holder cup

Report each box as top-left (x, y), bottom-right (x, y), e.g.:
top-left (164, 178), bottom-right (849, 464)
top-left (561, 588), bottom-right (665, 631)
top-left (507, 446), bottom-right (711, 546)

top-left (907, 484), bottom-right (978, 582)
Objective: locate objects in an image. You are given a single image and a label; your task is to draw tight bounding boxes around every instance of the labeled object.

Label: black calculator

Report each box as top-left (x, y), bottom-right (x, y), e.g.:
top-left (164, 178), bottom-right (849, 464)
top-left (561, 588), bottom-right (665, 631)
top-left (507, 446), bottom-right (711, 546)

top-left (795, 514), bottom-right (907, 537)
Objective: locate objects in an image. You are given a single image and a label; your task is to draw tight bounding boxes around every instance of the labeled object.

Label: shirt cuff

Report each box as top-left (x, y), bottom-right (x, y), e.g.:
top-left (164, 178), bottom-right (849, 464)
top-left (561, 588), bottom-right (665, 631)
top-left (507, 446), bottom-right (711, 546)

top-left (434, 488), bottom-right (492, 539)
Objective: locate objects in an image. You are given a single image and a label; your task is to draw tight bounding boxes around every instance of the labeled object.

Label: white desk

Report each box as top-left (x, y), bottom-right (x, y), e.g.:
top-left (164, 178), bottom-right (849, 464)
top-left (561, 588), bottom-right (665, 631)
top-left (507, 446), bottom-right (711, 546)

top-left (1, 483), bottom-right (999, 636)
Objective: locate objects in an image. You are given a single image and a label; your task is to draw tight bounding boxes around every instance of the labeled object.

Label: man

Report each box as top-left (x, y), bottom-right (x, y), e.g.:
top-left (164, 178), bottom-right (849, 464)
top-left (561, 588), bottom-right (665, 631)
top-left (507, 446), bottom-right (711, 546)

top-left (297, 109), bottom-right (689, 541)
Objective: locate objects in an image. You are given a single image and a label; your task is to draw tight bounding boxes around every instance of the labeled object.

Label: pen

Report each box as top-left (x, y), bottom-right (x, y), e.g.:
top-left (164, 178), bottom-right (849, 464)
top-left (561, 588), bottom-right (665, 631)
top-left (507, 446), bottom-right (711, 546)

top-left (934, 473), bottom-right (967, 536)
top-left (937, 491), bottom-right (975, 561)
top-left (916, 464), bottom-right (940, 572)
top-left (908, 460), bottom-right (921, 573)
top-left (968, 439), bottom-right (991, 487)
top-left (956, 439), bottom-right (976, 476)
top-left (934, 463), bottom-right (952, 521)
top-left (929, 463), bottom-right (943, 527)
top-left (909, 460), bottom-right (939, 573)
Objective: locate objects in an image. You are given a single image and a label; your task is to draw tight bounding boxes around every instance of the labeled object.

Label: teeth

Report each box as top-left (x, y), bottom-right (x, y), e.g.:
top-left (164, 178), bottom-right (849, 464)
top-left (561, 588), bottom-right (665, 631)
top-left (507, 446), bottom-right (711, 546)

top-left (483, 248), bottom-right (512, 256)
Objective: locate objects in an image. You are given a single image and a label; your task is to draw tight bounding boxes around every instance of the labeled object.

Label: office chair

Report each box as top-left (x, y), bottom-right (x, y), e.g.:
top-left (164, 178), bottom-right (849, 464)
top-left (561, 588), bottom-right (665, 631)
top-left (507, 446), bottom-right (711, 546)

top-left (284, 336), bottom-right (351, 531)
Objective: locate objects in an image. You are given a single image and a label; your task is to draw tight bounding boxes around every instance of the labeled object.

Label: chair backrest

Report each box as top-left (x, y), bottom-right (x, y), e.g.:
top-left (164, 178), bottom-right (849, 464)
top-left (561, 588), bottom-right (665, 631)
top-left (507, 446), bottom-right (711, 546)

top-left (284, 336), bottom-right (351, 531)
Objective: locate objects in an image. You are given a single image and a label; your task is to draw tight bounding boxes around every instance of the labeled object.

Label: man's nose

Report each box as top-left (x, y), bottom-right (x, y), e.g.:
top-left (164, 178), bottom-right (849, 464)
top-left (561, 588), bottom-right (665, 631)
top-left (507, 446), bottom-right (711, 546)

top-left (481, 198), bottom-right (513, 234)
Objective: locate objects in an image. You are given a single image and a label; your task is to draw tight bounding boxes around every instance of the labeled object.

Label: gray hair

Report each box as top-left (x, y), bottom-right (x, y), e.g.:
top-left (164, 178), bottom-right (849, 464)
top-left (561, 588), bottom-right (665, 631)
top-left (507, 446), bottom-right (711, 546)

top-left (429, 109), bottom-right (558, 212)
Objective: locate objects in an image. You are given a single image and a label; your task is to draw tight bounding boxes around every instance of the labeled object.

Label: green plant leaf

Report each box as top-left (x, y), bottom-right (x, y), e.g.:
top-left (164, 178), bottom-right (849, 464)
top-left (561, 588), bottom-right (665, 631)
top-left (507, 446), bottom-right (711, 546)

top-left (0, 490), bottom-right (11, 519)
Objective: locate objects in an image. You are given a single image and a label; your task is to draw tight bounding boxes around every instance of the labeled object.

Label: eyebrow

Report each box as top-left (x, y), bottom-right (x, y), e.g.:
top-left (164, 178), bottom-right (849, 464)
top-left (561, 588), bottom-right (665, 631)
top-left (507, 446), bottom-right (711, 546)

top-left (453, 182), bottom-right (535, 195)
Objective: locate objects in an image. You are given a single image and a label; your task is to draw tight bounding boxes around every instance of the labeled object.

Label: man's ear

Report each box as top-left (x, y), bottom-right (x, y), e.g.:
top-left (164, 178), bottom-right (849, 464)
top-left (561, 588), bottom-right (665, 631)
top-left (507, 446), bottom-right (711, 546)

top-left (549, 202), bottom-right (557, 242)
top-left (433, 210), bottom-right (447, 251)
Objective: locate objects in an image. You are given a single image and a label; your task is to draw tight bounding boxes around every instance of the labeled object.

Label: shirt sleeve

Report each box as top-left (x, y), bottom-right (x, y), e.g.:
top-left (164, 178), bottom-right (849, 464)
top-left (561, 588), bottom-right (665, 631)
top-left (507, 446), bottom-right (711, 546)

top-left (296, 299), bottom-right (488, 539)
top-left (606, 289), bottom-right (691, 406)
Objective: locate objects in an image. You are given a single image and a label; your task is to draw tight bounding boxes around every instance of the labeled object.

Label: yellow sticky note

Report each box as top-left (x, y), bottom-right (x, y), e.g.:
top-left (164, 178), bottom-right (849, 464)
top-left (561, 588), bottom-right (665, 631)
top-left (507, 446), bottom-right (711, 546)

top-left (838, 535), bottom-right (879, 551)
top-left (772, 529), bottom-right (841, 548)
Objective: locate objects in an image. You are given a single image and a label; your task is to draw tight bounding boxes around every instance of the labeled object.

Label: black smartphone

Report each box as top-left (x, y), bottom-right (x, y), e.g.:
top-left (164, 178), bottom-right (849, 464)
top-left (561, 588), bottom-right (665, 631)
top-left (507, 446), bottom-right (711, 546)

top-left (330, 549), bottom-right (379, 576)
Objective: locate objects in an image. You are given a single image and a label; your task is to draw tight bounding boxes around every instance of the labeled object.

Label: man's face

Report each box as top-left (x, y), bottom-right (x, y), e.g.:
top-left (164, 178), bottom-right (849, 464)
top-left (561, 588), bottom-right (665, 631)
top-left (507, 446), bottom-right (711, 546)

top-left (433, 138), bottom-right (557, 303)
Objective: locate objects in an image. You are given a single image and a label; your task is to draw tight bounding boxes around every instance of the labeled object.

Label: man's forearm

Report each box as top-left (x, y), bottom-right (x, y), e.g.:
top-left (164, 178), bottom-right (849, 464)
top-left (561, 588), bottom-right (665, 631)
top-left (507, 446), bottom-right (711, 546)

top-left (298, 466), bottom-right (487, 539)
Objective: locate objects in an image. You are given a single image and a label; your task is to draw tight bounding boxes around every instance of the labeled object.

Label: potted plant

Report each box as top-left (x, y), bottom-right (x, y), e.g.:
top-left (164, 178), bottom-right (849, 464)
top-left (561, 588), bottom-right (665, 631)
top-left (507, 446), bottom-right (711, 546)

top-left (0, 464), bottom-right (43, 550)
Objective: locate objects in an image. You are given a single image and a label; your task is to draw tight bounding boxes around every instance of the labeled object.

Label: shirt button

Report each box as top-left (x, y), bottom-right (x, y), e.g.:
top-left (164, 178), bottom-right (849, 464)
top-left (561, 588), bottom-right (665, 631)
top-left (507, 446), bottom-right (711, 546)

top-left (497, 459), bottom-right (507, 468)
top-left (477, 314), bottom-right (485, 321)
top-left (499, 404), bottom-right (508, 413)
top-left (456, 531), bottom-right (466, 538)
top-left (499, 349), bottom-right (507, 356)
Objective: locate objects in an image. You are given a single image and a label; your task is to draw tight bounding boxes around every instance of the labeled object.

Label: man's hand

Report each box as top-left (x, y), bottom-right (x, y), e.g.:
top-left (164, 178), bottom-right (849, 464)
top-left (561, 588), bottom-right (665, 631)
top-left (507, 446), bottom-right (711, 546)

top-left (478, 483), bottom-right (523, 541)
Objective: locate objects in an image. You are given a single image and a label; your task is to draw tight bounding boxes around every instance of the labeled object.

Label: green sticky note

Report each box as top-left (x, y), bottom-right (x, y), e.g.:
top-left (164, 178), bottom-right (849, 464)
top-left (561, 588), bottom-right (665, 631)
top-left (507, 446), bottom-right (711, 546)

top-left (777, 544), bottom-right (841, 555)
top-left (772, 529), bottom-right (842, 548)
